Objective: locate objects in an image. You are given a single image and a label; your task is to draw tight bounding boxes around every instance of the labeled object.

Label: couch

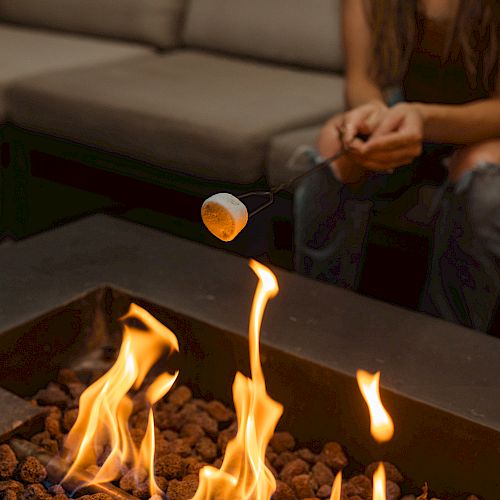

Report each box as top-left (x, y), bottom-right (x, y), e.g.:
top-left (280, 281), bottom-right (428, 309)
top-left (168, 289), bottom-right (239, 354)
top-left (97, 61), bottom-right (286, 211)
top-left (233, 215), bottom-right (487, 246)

top-left (0, 0), bottom-right (436, 311)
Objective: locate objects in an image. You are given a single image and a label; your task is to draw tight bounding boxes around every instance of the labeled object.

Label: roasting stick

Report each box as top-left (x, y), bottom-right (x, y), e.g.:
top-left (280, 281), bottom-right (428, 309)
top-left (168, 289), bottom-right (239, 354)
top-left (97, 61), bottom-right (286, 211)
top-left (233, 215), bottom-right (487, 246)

top-left (201, 147), bottom-right (346, 241)
top-left (10, 438), bottom-right (137, 500)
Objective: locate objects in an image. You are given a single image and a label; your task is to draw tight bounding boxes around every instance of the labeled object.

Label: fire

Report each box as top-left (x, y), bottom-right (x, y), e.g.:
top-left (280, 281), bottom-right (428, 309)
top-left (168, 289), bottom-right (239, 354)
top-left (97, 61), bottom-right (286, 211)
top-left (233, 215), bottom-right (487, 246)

top-left (372, 462), bottom-right (386, 500)
top-left (330, 471), bottom-right (342, 500)
top-left (62, 304), bottom-right (179, 497)
top-left (356, 370), bottom-right (394, 443)
top-left (193, 259), bottom-right (284, 500)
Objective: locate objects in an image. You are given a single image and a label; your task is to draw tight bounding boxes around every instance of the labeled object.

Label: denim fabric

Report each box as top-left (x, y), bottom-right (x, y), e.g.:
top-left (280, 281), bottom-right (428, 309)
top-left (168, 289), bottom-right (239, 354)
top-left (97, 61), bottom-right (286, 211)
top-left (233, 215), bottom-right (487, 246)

top-left (293, 159), bottom-right (500, 333)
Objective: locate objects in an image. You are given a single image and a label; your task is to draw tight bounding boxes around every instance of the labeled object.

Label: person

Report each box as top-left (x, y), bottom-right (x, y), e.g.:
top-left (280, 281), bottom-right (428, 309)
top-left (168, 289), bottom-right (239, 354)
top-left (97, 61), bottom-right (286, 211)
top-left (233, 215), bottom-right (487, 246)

top-left (294, 0), bottom-right (500, 333)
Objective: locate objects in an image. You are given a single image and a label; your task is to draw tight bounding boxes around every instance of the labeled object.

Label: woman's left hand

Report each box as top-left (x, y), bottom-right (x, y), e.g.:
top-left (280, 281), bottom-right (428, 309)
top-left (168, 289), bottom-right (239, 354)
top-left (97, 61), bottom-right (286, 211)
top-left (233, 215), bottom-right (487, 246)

top-left (347, 103), bottom-right (424, 171)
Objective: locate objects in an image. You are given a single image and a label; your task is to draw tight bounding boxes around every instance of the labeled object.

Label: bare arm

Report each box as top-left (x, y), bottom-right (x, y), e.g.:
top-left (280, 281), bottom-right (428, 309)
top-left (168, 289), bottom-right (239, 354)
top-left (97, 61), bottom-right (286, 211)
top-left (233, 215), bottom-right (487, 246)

top-left (342, 0), bottom-right (385, 108)
top-left (414, 98), bottom-right (500, 144)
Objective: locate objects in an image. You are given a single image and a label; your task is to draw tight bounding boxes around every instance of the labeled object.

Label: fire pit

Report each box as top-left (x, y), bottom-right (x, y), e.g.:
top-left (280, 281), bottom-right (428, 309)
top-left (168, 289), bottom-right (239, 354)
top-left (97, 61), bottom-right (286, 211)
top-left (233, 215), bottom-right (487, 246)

top-left (0, 215), bottom-right (499, 498)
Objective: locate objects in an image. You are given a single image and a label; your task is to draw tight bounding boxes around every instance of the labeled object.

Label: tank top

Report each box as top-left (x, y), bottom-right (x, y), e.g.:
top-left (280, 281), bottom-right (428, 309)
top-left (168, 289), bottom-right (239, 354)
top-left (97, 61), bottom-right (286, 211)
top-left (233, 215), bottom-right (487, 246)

top-left (403, 13), bottom-right (490, 104)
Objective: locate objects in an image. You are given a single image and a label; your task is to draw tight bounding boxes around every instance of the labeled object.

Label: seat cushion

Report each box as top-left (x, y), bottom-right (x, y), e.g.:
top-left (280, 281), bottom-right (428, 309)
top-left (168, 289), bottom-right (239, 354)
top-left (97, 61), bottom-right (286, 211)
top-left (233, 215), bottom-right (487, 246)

top-left (266, 125), bottom-right (326, 188)
top-left (0, 25), bottom-right (151, 122)
top-left (184, 0), bottom-right (343, 72)
top-left (0, 0), bottom-right (185, 49)
top-left (7, 50), bottom-right (345, 184)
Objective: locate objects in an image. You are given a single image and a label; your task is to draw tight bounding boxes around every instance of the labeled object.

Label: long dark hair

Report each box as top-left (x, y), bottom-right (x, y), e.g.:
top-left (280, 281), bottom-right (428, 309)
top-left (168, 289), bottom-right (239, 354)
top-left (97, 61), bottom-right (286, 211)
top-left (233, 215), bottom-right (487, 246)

top-left (364, 0), bottom-right (500, 92)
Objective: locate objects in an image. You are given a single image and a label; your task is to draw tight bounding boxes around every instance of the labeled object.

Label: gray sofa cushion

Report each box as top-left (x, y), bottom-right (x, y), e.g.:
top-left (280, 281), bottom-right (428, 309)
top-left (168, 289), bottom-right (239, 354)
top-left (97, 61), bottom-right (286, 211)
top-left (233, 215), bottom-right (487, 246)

top-left (0, 25), bottom-right (150, 123)
top-left (0, 0), bottom-right (185, 49)
top-left (266, 125), bottom-right (326, 188)
top-left (184, 0), bottom-right (343, 72)
top-left (7, 50), bottom-right (344, 184)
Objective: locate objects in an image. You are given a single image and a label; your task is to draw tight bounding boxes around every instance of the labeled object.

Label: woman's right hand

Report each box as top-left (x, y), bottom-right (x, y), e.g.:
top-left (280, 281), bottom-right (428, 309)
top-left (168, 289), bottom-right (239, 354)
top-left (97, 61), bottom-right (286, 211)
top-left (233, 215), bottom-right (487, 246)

top-left (317, 100), bottom-right (388, 183)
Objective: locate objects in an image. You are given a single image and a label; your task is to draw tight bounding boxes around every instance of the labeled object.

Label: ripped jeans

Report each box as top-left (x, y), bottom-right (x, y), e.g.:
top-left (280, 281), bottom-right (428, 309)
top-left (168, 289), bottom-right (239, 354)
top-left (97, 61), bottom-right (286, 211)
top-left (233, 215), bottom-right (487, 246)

top-left (293, 157), bottom-right (500, 333)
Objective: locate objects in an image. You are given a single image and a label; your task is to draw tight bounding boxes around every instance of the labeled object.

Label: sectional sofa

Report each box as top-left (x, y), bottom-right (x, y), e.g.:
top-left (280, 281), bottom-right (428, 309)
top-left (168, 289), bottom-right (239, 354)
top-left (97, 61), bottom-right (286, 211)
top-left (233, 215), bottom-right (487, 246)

top-left (0, 0), bottom-right (436, 310)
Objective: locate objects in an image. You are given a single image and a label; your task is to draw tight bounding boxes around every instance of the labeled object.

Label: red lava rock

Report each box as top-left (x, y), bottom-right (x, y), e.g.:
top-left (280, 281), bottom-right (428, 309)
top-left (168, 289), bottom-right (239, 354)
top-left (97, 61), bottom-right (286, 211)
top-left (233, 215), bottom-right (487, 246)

top-left (18, 483), bottom-right (51, 499)
top-left (188, 412), bottom-right (218, 437)
top-left (344, 475), bottom-right (372, 498)
top-left (182, 456), bottom-right (206, 475)
top-left (386, 479), bottom-right (402, 500)
top-left (66, 382), bottom-right (86, 399)
top-left (3, 491), bottom-right (18, 500)
top-left (167, 473), bottom-right (199, 500)
top-left (155, 453), bottom-right (183, 479)
top-left (316, 483), bottom-right (332, 498)
top-left (196, 436), bottom-right (218, 461)
top-left (318, 442), bottom-right (348, 470)
top-left (34, 383), bottom-right (68, 407)
top-left (57, 368), bottom-right (81, 385)
top-left (291, 473), bottom-right (316, 498)
top-left (205, 400), bottom-right (234, 422)
top-left (18, 456), bottom-right (47, 483)
top-left (45, 414), bottom-right (62, 437)
top-left (217, 423), bottom-right (237, 454)
top-left (181, 423), bottom-right (205, 441)
top-left (274, 451), bottom-right (297, 470)
top-left (0, 479), bottom-right (23, 492)
top-left (271, 432), bottom-right (296, 453)
top-left (79, 494), bottom-right (114, 500)
top-left (0, 445), bottom-right (18, 479)
top-left (365, 461), bottom-right (404, 483)
top-left (169, 386), bottom-right (193, 406)
top-left (119, 469), bottom-right (146, 491)
top-left (280, 458), bottom-right (310, 485)
top-left (296, 448), bottom-right (318, 464)
top-left (311, 461), bottom-right (334, 487)
top-left (274, 479), bottom-right (299, 499)
top-left (63, 408), bottom-right (79, 432)
top-left (49, 483), bottom-right (66, 495)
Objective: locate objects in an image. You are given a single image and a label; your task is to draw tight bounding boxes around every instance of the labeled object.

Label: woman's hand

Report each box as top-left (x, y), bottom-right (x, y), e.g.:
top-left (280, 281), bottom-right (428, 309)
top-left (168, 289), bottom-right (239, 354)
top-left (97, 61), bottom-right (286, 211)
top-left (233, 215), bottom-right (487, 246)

top-left (317, 100), bottom-right (389, 183)
top-left (348, 103), bottom-right (424, 171)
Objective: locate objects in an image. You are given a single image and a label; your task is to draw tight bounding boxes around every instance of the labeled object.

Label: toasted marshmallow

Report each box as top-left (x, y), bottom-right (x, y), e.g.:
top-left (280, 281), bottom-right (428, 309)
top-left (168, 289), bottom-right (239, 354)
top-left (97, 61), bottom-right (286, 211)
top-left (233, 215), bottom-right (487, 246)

top-left (201, 193), bottom-right (249, 241)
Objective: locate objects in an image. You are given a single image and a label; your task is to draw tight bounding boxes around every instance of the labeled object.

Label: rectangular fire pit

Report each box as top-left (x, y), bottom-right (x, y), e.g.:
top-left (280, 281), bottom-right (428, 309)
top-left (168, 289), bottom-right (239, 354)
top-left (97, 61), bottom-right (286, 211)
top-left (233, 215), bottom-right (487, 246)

top-left (1, 215), bottom-right (499, 498)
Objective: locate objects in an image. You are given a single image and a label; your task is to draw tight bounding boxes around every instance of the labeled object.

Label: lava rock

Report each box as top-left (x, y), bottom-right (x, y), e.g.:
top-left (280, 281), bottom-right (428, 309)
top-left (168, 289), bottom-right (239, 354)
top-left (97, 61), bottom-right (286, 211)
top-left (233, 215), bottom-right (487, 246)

top-left (18, 456), bottom-right (47, 483)
top-left (0, 445), bottom-right (18, 479)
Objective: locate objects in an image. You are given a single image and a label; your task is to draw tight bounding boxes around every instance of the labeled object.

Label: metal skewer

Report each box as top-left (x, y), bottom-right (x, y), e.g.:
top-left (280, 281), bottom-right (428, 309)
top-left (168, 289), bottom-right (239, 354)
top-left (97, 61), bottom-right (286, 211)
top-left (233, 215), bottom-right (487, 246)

top-left (238, 148), bottom-right (345, 219)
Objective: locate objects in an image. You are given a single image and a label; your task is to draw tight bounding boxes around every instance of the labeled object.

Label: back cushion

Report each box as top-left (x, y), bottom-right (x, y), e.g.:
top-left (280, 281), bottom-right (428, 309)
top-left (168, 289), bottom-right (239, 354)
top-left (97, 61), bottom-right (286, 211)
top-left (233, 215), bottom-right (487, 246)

top-left (0, 0), bottom-right (185, 49)
top-left (183, 0), bottom-right (344, 72)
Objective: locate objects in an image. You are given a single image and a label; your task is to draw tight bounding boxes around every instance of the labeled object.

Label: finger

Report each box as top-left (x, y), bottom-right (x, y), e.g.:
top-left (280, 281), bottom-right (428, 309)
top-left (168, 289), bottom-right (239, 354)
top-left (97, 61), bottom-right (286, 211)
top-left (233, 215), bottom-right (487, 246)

top-left (361, 132), bottom-right (423, 153)
top-left (349, 149), bottom-right (420, 169)
top-left (343, 107), bottom-right (375, 143)
top-left (370, 112), bottom-right (404, 139)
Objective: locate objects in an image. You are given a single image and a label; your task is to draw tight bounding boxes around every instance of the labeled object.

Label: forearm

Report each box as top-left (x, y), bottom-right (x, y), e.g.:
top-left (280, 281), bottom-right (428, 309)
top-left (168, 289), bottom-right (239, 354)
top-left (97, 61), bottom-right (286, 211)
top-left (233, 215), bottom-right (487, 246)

top-left (414, 98), bottom-right (500, 144)
top-left (345, 75), bottom-right (385, 109)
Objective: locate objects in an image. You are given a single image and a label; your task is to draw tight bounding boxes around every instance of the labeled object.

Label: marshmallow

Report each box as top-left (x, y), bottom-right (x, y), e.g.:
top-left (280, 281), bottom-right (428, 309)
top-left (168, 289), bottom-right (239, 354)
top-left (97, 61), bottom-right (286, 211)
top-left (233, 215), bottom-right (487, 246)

top-left (201, 193), bottom-right (249, 242)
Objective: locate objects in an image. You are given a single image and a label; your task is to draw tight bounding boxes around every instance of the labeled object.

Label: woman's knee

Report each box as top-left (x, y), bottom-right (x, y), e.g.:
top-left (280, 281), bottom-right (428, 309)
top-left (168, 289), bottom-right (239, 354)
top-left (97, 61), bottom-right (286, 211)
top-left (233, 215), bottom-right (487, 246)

top-left (456, 163), bottom-right (500, 251)
top-left (448, 139), bottom-right (500, 181)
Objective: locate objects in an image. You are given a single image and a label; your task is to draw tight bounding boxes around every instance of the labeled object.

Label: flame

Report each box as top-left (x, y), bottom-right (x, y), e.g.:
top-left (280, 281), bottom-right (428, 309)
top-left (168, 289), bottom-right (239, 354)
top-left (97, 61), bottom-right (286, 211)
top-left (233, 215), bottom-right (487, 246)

top-left (356, 370), bottom-right (394, 443)
top-left (62, 304), bottom-right (179, 497)
top-left (330, 471), bottom-right (342, 500)
top-left (193, 259), bottom-right (283, 500)
top-left (373, 462), bottom-right (386, 500)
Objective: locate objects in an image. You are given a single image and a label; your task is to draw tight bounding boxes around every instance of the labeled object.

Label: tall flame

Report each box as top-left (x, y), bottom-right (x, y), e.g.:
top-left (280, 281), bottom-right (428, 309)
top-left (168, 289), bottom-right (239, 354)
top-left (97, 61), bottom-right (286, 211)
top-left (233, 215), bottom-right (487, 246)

top-left (373, 462), bottom-right (386, 500)
top-left (356, 370), bottom-right (394, 443)
top-left (62, 304), bottom-right (179, 496)
top-left (193, 259), bottom-right (284, 500)
top-left (330, 471), bottom-right (342, 500)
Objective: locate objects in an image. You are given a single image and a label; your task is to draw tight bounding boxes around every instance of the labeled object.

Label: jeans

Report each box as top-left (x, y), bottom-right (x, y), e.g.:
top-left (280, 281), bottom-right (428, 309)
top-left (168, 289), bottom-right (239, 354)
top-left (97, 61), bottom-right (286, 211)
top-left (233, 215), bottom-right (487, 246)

top-left (293, 156), bottom-right (500, 333)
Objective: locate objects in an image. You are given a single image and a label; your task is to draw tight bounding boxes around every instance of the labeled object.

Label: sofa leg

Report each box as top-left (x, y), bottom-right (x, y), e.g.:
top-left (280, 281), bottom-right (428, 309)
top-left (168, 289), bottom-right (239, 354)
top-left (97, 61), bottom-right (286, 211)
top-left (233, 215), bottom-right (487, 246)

top-left (2, 131), bottom-right (31, 239)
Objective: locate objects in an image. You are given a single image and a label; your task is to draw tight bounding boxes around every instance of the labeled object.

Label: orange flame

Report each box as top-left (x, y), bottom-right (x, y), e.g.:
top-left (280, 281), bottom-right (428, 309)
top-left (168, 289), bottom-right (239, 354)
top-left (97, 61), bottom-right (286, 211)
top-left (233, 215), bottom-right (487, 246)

top-left (356, 370), bottom-right (394, 443)
top-left (330, 471), bottom-right (342, 500)
top-left (193, 259), bottom-right (284, 500)
top-left (373, 462), bottom-right (386, 500)
top-left (62, 304), bottom-right (179, 496)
